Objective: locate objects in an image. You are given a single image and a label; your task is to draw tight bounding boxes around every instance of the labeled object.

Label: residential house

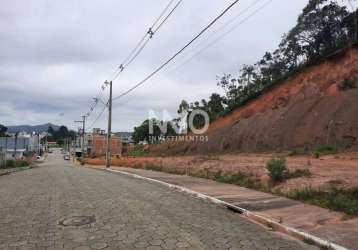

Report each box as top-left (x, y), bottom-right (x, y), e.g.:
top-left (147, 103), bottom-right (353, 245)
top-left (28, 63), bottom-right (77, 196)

top-left (0, 133), bottom-right (44, 160)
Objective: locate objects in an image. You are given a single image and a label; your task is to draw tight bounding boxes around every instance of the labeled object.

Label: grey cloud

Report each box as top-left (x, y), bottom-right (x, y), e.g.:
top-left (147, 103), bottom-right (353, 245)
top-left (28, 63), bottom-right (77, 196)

top-left (0, 0), bottom-right (310, 131)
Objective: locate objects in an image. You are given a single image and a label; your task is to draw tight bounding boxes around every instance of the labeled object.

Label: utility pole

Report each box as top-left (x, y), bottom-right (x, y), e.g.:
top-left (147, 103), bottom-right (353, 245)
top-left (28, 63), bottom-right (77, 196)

top-left (106, 81), bottom-right (112, 169)
top-left (4, 136), bottom-right (7, 168)
top-left (75, 115), bottom-right (86, 163)
top-left (14, 132), bottom-right (18, 167)
top-left (37, 133), bottom-right (40, 156)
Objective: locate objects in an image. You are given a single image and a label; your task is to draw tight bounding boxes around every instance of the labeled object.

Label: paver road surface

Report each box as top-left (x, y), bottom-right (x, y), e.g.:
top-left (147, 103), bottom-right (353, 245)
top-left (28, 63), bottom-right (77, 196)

top-left (0, 152), bottom-right (316, 250)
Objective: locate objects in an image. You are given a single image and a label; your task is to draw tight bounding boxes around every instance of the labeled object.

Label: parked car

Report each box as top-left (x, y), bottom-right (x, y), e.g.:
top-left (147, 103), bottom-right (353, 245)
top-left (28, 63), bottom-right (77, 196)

top-left (36, 156), bottom-right (45, 162)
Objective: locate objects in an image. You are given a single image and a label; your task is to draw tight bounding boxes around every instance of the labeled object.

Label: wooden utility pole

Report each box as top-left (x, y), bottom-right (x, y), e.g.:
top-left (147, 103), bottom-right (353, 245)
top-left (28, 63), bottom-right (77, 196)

top-left (106, 81), bottom-right (113, 169)
top-left (75, 116), bottom-right (86, 163)
top-left (14, 132), bottom-right (18, 167)
top-left (4, 136), bottom-right (7, 168)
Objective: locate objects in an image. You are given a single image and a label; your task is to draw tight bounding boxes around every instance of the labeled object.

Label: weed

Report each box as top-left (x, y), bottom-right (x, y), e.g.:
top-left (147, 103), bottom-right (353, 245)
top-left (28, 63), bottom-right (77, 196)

top-left (127, 146), bottom-right (147, 157)
top-left (1, 160), bottom-right (28, 169)
top-left (209, 170), bottom-right (266, 191)
top-left (303, 237), bottom-right (316, 246)
top-left (287, 168), bottom-right (312, 179)
top-left (288, 149), bottom-right (308, 156)
top-left (313, 151), bottom-right (320, 159)
top-left (145, 164), bottom-right (163, 172)
top-left (313, 144), bottom-right (338, 157)
top-left (288, 187), bottom-right (358, 216)
top-left (338, 77), bottom-right (357, 91)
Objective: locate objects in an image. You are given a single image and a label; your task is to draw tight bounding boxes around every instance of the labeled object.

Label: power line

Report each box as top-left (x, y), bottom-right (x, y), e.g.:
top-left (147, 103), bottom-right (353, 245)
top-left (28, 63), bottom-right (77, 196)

top-left (166, 0), bottom-right (263, 72)
top-left (113, 0), bottom-right (241, 101)
top-left (153, 0), bottom-right (183, 34)
top-left (169, 0), bottom-right (273, 74)
top-left (87, 104), bottom-right (107, 132)
top-left (111, 0), bottom-right (183, 81)
top-left (83, 82), bottom-right (107, 118)
top-left (119, 0), bottom-right (183, 74)
top-left (82, 0), bottom-right (183, 122)
top-left (118, 0), bottom-right (177, 68)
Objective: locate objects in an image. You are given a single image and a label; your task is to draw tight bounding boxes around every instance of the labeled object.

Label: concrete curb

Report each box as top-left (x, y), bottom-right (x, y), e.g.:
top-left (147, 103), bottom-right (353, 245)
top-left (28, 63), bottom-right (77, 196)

top-left (107, 168), bottom-right (349, 250)
top-left (0, 171), bottom-right (10, 176)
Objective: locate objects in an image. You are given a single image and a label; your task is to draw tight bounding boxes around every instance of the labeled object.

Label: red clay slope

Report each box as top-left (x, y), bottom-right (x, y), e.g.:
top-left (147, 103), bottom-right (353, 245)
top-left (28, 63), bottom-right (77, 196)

top-left (150, 46), bottom-right (358, 155)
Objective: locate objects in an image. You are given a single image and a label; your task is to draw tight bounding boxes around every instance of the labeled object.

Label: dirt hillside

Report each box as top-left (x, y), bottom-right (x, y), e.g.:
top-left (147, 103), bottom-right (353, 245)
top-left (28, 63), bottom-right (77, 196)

top-left (150, 46), bottom-right (358, 155)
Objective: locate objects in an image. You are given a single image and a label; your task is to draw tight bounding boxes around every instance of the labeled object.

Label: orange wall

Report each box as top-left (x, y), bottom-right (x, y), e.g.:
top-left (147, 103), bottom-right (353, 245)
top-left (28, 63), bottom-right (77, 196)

top-left (91, 135), bottom-right (122, 156)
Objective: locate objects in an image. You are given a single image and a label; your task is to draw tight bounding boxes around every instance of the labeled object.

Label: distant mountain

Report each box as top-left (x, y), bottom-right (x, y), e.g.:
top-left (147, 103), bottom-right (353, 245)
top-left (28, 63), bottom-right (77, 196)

top-left (7, 123), bottom-right (60, 133)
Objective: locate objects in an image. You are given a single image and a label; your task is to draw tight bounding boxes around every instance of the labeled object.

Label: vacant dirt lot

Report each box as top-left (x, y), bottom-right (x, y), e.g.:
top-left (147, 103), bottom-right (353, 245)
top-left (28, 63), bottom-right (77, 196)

top-left (86, 151), bottom-right (358, 192)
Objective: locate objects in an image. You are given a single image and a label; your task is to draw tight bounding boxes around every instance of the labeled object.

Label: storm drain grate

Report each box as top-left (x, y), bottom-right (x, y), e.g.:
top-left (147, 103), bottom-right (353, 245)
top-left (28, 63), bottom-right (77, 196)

top-left (59, 216), bottom-right (96, 227)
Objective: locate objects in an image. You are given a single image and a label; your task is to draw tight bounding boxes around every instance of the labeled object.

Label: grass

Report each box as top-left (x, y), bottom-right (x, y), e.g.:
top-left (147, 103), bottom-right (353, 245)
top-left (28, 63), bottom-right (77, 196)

top-left (313, 144), bottom-right (338, 158)
top-left (287, 187), bottom-right (358, 216)
top-left (140, 164), bottom-right (267, 192)
top-left (288, 145), bottom-right (339, 159)
top-left (287, 168), bottom-right (312, 179)
top-left (206, 170), bottom-right (266, 191)
top-left (127, 146), bottom-right (147, 157)
top-left (287, 148), bottom-right (309, 156)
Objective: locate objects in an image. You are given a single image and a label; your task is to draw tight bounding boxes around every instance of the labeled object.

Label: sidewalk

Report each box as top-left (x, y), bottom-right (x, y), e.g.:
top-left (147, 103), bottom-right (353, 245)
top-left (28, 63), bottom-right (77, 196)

top-left (87, 165), bottom-right (358, 250)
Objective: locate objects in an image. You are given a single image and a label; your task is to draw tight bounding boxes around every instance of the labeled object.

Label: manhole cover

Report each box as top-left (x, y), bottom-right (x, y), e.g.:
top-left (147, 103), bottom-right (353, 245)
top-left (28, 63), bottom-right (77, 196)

top-left (59, 216), bottom-right (96, 227)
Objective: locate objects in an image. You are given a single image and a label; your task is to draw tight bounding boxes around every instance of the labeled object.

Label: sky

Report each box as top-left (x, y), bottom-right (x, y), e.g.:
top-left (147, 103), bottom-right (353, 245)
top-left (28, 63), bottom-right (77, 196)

top-left (0, 0), bottom-right (315, 132)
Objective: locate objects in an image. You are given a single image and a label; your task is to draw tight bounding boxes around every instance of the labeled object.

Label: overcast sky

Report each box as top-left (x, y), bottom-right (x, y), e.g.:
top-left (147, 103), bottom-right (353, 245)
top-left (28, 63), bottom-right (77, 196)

top-left (0, 0), bottom-right (315, 132)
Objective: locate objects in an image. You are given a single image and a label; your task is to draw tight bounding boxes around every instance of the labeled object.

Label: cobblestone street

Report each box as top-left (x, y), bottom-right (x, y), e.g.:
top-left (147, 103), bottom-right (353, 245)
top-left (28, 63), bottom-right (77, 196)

top-left (0, 153), bottom-right (315, 250)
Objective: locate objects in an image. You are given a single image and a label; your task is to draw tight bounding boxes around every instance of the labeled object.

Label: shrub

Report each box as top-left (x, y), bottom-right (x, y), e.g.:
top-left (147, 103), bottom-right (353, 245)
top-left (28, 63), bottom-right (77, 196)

top-left (1, 160), bottom-right (28, 169)
top-left (313, 144), bottom-right (338, 158)
top-left (128, 146), bottom-right (147, 157)
top-left (288, 148), bottom-right (309, 156)
top-left (316, 144), bottom-right (337, 153)
top-left (266, 158), bottom-right (288, 183)
top-left (6, 160), bottom-right (15, 168)
top-left (145, 163), bottom-right (163, 172)
top-left (338, 78), bottom-right (357, 91)
top-left (313, 151), bottom-right (321, 159)
top-left (17, 160), bottom-right (29, 167)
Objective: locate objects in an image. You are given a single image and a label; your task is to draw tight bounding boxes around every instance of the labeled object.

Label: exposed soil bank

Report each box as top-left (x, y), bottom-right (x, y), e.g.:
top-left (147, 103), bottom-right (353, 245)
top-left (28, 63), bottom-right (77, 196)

top-left (150, 46), bottom-right (358, 155)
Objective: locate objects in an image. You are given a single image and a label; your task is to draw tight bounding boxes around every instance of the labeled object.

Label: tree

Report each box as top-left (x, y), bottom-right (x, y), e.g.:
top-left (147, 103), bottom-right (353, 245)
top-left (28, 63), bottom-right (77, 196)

top-left (48, 126), bottom-right (55, 137)
top-left (0, 124), bottom-right (8, 137)
top-left (207, 93), bottom-right (225, 120)
top-left (282, 0), bottom-right (349, 62)
top-left (215, 0), bottom-right (353, 114)
top-left (47, 125), bottom-right (76, 144)
top-left (132, 119), bottom-right (178, 144)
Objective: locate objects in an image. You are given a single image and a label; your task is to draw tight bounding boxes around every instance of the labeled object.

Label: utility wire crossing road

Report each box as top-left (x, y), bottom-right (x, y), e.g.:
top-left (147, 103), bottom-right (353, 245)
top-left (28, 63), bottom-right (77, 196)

top-left (0, 153), bottom-right (316, 250)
